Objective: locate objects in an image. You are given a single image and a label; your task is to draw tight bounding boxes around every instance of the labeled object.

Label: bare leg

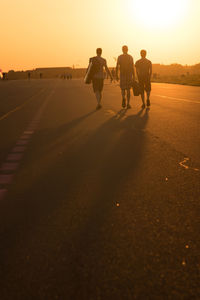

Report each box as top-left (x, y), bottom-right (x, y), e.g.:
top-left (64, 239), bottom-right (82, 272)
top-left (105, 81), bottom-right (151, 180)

top-left (146, 91), bottom-right (151, 106)
top-left (127, 89), bottom-right (131, 108)
top-left (121, 89), bottom-right (126, 99)
top-left (95, 91), bottom-right (101, 104)
top-left (121, 89), bottom-right (126, 107)
top-left (141, 91), bottom-right (145, 108)
top-left (95, 91), bottom-right (102, 109)
top-left (127, 89), bottom-right (130, 103)
top-left (100, 92), bottom-right (102, 102)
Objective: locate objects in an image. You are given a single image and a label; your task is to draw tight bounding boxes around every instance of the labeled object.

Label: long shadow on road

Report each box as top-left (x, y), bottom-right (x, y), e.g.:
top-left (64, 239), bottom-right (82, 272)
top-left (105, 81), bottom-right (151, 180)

top-left (0, 108), bottom-right (149, 299)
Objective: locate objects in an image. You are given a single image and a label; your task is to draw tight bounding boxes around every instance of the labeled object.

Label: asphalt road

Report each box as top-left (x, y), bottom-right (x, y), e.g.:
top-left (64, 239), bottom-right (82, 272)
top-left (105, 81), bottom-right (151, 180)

top-left (0, 79), bottom-right (200, 299)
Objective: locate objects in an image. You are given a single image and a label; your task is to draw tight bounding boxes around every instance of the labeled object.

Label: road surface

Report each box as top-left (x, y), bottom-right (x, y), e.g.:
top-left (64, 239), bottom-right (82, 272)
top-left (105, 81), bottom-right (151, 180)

top-left (0, 79), bottom-right (200, 299)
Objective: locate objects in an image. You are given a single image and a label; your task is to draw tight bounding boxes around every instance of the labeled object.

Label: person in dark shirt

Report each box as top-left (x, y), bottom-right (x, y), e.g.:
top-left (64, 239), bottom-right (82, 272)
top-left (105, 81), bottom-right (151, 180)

top-left (135, 50), bottom-right (152, 108)
top-left (116, 45), bottom-right (135, 109)
top-left (89, 48), bottom-right (113, 110)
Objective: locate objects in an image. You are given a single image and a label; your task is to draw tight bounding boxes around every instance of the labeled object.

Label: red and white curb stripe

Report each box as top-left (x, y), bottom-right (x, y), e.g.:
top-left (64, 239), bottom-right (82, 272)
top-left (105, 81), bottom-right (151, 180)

top-left (0, 89), bottom-right (55, 200)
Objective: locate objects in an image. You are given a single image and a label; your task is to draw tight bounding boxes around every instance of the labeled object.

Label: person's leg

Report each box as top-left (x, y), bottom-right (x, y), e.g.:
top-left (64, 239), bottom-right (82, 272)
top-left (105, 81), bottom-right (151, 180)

top-left (121, 89), bottom-right (126, 107)
top-left (98, 79), bottom-right (104, 107)
top-left (95, 91), bottom-right (101, 103)
top-left (93, 79), bottom-right (103, 109)
top-left (140, 91), bottom-right (145, 108)
top-left (138, 79), bottom-right (145, 108)
top-left (127, 89), bottom-right (131, 108)
top-left (146, 79), bottom-right (151, 106)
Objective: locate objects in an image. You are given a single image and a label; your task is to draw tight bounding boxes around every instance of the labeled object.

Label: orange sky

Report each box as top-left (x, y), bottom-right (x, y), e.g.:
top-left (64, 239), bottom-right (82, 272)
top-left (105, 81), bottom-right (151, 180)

top-left (1, 0), bottom-right (200, 72)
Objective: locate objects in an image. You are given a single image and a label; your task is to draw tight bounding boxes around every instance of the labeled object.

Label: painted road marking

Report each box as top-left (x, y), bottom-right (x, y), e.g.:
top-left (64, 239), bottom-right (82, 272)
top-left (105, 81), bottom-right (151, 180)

top-left (153, 94), bottom-right (200, 104)
top-left (179, 157), bottom-right (199, 172)
top-left (16, 140), bottom-right (29, 146)
top-left (0, 174), bottom-right (14, 185)
top-left (0, 86), bottom-right (56, 201)
top-left (24, 131), bottom-right (34, 135)
top-left (20, 135), bottom-right (31, 140)
top-left (12, 146), bottom-right (26, 153)
top-left (7, 153), bottom-right (24, 161)
top-left (1, 162), bottom-right (19, 171)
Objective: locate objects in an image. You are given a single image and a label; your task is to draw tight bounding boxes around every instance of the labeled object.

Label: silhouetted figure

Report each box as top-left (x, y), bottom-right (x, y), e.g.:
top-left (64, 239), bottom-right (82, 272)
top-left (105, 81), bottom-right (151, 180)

top-left (135, 50), bottom-right (152, 109)
top-left (116, 45), bottom-right (135, 109)
top-left (39, 73), bottom-right (43, 79)
top-left (28, 72), bottom-right (31, 80)
top-left (89, 48), bottom-right (113, 110)
top-left (2, 73), bottom-right (6, 80)
top-left (111, 68), bottom-right (116, 82)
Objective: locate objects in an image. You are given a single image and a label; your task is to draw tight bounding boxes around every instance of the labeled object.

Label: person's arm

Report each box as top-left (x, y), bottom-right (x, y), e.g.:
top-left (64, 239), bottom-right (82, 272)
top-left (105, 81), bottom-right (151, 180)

top-left (132, 58), bottom-right (136, 81)
top-left (135, 62), bottom-right (139, 80)
top-left (116, 57), bottom-right (119, 81)
top-left (149, 61), bottom-right (152, 79)
top-left (105, 61), bottom-right (113, 81)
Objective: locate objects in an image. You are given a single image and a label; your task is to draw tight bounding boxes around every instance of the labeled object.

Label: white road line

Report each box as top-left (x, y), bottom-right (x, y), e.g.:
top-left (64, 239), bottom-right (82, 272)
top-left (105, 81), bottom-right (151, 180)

top-left (0, 86), bottom-right (56, 201)
top-left (153, 94), bottom-right (200, 104)
top-left (1, 162), bottom-right (19, 171)
top-left (7, 153), bottom-right (24, 161)
top-left (12, 146), bottom-right (26, 153)
top-left (0, 174), bottom-right (14, 185)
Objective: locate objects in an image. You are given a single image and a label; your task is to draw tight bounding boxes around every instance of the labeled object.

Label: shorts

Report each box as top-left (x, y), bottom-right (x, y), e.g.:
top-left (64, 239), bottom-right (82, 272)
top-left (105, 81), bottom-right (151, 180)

top-left (138, 77), bottom-right (151, 92)
top-left (92, 78), bottom-right (104, 93)
top-left (120, 74), bottom-right (133, 90)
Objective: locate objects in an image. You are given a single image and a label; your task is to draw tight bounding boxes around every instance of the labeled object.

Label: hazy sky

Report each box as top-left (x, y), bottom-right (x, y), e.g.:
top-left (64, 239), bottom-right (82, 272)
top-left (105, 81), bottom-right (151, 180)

top-left (1, 0), bottom-right (200, 71)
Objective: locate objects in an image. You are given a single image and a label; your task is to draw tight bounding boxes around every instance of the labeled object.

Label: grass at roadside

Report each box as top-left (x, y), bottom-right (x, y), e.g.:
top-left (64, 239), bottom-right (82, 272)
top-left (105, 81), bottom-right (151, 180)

top-left (152, 74), bottom-right (200, 86)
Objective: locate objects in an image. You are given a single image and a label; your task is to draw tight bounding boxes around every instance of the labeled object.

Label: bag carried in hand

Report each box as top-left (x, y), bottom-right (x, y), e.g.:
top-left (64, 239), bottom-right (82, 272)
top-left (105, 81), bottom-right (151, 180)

top-left (84, 62), bottom-right (93, 84)
top-left (132, 80), bottom-right (140, 96)
top-left (84, 57), bottom-right (101, 84)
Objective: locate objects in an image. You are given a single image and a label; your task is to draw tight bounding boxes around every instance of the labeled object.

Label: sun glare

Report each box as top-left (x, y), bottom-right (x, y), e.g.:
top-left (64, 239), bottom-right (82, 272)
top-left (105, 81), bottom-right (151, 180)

top-left (130, 0), bottom-right (188, 28)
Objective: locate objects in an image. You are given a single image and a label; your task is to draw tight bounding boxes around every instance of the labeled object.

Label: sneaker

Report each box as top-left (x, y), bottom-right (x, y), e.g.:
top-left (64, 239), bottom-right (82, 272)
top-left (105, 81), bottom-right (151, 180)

top-left (147, 99), bottom-right (151, 107)
top-left (96, 104), bottom-right (102, 110)
top-left (127, 103), bottom-right (131, 109)
top-left (122, 98), bottom-right (126, 108)
top-left (141, 103), bottom-right (146, 109)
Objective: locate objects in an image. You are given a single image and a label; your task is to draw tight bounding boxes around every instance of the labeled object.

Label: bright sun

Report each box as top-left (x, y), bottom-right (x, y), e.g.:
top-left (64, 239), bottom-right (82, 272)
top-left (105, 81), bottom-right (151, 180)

top-left (130, 0), bottom-right (188, 28)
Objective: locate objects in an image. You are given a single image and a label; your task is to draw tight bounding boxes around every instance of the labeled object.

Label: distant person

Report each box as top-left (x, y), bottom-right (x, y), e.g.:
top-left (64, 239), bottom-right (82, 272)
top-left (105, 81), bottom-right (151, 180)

top-left (116, 45), bottom-right (135, 109)
top-left (135, 50), bottom-right (152, 108)
top-left (39, 73), bottom-right (43, 79)
top-left (111, 68), bottom-right (116, 82)
top-left (89, 48), bottom-right (113, 110)
top-left (28, 72), bottom-right (31, 80)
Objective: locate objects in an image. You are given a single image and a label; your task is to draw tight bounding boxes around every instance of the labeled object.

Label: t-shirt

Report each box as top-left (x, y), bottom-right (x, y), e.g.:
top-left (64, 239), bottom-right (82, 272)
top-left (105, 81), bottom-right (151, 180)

top-left (89, 56), bottom-right (107, 79)
top-left (117, 54), bottom-right (134, 76)
top-left (135, 58), bottom-right (152, 78)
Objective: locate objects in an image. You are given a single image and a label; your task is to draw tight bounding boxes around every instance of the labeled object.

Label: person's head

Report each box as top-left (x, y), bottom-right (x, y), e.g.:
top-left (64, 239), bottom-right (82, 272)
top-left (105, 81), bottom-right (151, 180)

top-left (96, 48), bottom-right (102, 56)
top-left (122, 45), bottom-right (128, 54)
top-left (140, 49), bottom-right (147, 58)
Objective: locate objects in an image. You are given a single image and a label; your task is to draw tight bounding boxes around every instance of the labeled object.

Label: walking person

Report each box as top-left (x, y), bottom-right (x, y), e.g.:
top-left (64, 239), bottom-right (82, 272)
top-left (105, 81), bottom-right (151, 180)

top-left (88, 48), bottom-right (113, 110)
top-left (135, 50), bottom-right (152, 109)
top-left (116, 45), bottom-right (135, 109)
